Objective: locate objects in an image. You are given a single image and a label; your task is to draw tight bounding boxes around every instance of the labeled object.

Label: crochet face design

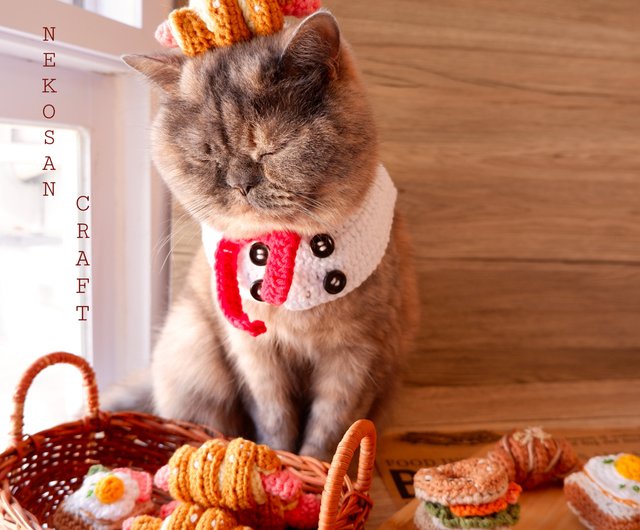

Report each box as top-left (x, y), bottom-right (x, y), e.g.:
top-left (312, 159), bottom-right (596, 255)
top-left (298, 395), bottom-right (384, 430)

top-left (136, 12), bottom-right (377, 240)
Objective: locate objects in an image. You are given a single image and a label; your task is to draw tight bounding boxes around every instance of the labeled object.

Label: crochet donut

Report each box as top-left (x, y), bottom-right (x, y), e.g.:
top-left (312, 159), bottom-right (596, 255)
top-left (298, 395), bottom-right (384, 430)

top-left (414, 458), bottom-right (509, 506)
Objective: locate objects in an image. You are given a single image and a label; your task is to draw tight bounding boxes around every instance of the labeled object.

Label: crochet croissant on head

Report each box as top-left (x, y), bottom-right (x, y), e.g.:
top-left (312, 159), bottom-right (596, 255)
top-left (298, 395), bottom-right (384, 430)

top-left (156, 0), bottom-right (321, 56)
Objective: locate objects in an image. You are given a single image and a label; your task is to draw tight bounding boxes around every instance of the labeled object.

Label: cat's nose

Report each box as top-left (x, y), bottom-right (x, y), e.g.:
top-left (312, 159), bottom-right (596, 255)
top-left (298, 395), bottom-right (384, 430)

top-left (227, 172), bottom-right (262, 196)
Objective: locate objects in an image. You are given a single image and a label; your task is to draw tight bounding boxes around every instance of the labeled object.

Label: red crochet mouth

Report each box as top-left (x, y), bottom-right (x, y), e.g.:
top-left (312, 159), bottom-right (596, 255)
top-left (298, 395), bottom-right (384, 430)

top-left (214, 231), bottom-right (302, 336)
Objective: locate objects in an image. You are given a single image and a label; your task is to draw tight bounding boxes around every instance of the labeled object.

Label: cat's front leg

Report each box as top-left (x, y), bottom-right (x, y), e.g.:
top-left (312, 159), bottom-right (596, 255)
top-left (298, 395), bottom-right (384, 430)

top-left (299, 352), bottom-right (379, 461)
top-left (228, 333), bottom-right (299, 452)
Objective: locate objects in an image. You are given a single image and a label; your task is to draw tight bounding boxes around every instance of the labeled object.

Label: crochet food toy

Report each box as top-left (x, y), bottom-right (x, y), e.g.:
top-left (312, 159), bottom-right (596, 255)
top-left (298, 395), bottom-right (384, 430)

top-left (413, 458), bottom-right (522, 530)
top-left (487, 426), bottom-right (579, 489)
top-left (564, 453), bottom-right (640, 530)
top-left (52, 465), bottom-right (154, 530)
top-left (155, 0), bottom-right (321, 56)
top-left (126, 438), bottom-right (320, 530)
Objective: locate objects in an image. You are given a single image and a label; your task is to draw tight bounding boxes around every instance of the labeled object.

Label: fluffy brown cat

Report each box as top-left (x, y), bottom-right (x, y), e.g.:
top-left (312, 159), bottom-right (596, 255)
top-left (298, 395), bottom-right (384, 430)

top-left (121, 11), bottom-right (418, 460)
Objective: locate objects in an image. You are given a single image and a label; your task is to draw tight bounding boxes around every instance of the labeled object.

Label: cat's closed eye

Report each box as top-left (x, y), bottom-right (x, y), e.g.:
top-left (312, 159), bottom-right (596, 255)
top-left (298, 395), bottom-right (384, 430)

top-left (257, 151), bottom-right (276, 162)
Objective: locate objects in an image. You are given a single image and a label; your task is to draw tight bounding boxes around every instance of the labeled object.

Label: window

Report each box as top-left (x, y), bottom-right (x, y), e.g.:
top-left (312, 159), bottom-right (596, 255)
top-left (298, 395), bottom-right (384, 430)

top-left (55, 0), bottom-right (142, 28)
top-left (0, 0), bottom-right (172, 447)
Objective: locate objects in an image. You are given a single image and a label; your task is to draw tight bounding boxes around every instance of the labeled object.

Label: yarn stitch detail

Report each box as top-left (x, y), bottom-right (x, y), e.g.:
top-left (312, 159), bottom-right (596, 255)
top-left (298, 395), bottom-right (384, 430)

top-left (157, 0), bottom-right (319, 56)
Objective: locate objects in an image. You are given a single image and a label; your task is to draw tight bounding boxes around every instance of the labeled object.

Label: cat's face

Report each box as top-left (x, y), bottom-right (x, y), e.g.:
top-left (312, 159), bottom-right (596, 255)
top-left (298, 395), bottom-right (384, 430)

top-left (125, 12), bottom-right (377, 237)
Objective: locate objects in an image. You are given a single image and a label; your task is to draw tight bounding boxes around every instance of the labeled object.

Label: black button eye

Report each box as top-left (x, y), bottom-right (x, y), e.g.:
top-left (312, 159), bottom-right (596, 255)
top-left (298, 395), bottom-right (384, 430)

top-left (310, 234), bottom-right (335, 258)
top-left (323, 270), bottom-right (347, 295)
top-left (249, 242), bottom-right (269, 266)
top-left (250, 279), bottom-right (264, 302)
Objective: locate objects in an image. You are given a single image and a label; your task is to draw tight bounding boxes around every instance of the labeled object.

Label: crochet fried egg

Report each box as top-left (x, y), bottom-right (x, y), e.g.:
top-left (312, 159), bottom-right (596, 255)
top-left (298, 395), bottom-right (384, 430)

top-left (65, 468), bottom-right (141, 521)
top-left (585, 453), bottom-right (640, 503)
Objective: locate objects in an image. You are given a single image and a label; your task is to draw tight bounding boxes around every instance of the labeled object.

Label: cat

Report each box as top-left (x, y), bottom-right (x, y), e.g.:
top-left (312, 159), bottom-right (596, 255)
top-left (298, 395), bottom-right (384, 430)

top-left (118, 10), bottom-right (418, 460)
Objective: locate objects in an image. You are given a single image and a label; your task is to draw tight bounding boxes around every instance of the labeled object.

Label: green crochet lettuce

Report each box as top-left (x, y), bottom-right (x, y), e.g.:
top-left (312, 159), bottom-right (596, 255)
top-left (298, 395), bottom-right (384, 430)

top-left (423, 502), bottom-right (520, 528)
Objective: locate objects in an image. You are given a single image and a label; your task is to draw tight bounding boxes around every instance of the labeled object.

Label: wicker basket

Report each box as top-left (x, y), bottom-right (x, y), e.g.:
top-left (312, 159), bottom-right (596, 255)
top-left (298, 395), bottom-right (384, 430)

top-left (0, 353), bottom-right (376, 530)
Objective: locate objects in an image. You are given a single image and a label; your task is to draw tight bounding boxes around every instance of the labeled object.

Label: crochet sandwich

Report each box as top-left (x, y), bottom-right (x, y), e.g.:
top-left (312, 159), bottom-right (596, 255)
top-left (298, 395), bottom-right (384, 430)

top-left (564, 453), bottom-right (640, 530)
top-left (413, 458), bottom-right (522, 530)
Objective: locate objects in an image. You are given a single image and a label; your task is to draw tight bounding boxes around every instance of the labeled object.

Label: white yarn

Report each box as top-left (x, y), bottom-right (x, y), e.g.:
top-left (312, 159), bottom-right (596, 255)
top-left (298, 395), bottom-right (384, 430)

top-left (201, 164), bottom-right (397, 311)
top-left (584, 454), bottom-right (640, 505)
top-left (565, 471), bottom-right (639, 521)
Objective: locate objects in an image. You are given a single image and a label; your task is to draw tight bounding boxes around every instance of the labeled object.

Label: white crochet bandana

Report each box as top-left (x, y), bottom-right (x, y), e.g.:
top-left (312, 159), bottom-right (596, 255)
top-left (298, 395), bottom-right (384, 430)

top-left (202, 164), bottom-right (397, 313)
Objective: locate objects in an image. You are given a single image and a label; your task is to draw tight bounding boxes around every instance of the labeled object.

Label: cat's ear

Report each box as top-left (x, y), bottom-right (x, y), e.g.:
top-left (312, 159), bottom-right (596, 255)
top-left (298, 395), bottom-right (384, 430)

top-left (281, 10), bottom-right (341, 79)
top-left (121, 52), bottom-right (185, 93)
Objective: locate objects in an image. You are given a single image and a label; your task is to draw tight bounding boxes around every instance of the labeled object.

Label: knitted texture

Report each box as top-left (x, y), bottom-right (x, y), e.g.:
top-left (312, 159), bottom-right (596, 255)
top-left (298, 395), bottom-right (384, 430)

top-left (113, 468), bottom-right (153, 503)
top-left (239, 0), bottom-right (284, 36)
top-left (449, 482), bottom-right (521, 517)
top-left (284, 492), bottom-right (322, 529)
top-left (155, 20), bottom-right (178, 47)
top-left (127, 515), bottom-right (162, 530)
top-left (261, 470), bottom-right (302, 503)
top-left (140, 438), bottom-right (318, 530)
top-left (259, 231), bottom-right (301, 305)
top-left (414, 458), bottom-right (509, 506)
top-left (157, 0), bottom-right (320, 56)
top-left (160, 501), bottom-right (180, 519)
top-left (564, 454), bottom-right (640, 530)
top-left (202, 164), bottom-right (398, 330)
top-left (278, 0), bottom-right (321, 17)
top-left (154, 463), bottom-right (171, 491)
top-left (214, 232), bottom-right (300, 336)
top-left (215, 238), bottom-right (268, 336)
top-left (487, 426), bottom-right (579, 489)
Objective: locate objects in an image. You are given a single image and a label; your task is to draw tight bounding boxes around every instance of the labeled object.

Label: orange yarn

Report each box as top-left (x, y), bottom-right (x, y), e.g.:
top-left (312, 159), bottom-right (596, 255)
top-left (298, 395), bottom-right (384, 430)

top-left (449, 482), bottom-right (521, 517)
top-left (169, 445), bottom-right (197, 502)
top-left (169, 8), bottom-right (221, 57)
top-left (487, 427), bottom-right (579, 489)
top-left (189, 439), bottom-right (227, 506)
top-left (167, 0), bottom-right (281, 57)
top-left (130, 515), bottom-right (163, 530)
top-left (93, 474), bottom-right (125, 504)
top-left (242, 0), bottom-right (284, 36)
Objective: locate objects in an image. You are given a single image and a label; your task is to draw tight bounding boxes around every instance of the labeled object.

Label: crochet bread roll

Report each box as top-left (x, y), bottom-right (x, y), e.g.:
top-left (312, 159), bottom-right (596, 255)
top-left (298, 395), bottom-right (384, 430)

top-left (488, 427), bottom-right (579, 489)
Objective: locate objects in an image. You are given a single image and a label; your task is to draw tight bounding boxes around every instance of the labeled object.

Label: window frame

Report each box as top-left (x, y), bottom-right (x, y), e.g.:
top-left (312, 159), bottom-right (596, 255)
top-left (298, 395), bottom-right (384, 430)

top-left (0, 0), bottom-right (173, 390)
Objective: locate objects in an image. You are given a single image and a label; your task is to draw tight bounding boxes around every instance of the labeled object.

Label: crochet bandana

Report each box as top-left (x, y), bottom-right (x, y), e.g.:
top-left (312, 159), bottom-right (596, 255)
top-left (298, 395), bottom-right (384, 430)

top-left (202, 164), bottom-right (397, 336)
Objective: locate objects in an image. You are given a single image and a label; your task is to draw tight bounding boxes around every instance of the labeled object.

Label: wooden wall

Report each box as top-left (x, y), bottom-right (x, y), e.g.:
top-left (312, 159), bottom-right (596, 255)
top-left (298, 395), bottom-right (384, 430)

top-left (170, 1), bottom-right (640, 386)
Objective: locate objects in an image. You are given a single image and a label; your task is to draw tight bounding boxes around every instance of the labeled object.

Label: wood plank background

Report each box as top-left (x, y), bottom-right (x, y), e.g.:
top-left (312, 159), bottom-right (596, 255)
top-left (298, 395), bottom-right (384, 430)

top-left (170, 1), bottom-right (640, 386)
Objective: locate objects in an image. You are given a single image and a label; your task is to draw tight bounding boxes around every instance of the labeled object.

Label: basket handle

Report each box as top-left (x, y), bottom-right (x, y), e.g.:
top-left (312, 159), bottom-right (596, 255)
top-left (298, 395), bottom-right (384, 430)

top-left (319, 419), bottom-right (377, 530)
top-left (10, 352), bottom-right (100, 446)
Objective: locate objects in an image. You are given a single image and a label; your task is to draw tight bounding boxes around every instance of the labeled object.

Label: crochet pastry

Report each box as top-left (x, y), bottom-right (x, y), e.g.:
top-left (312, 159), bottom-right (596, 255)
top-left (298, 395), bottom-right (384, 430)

top-left (52, 465), bottom-right (153, 530)
top-left (155, 0), bottom-right (321, 56)
top-left (564, 453), bottom-right (640, 530)
top-left (413, 458), bottom-right (522, 530)
top-left (487, 426), bottom-right (579, 489)
top-left (127, 438), bottom-right (320, 530)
